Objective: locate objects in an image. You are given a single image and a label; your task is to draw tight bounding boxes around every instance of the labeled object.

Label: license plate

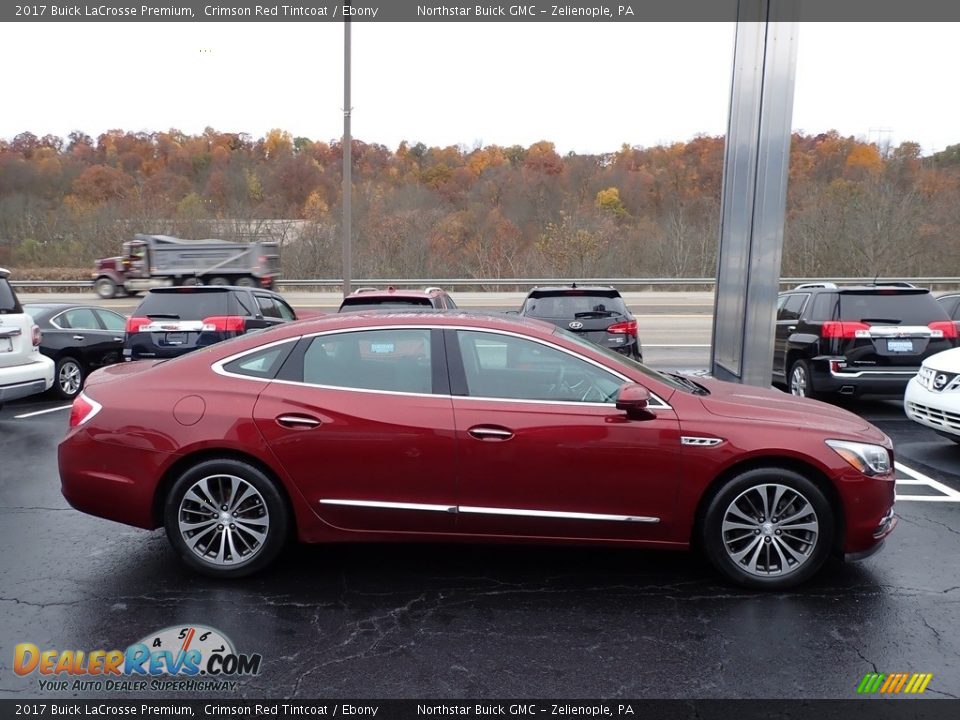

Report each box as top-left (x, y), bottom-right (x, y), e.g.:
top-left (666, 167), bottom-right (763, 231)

top-left (887, 339), bottom-right (913, 353)
top-left (164, 332), bottom-right (186, 345)
top-left (0, 337), bottom-right (11, 352)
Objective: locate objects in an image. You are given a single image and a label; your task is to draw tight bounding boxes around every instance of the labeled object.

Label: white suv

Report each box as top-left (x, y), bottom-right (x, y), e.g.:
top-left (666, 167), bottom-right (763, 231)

top-left (0, 269), bottom-right (54, 409)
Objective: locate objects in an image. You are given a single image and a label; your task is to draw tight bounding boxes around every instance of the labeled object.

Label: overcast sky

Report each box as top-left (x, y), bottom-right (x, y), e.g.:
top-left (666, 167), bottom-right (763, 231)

top-left (3, 22), bottom-right (958, 155)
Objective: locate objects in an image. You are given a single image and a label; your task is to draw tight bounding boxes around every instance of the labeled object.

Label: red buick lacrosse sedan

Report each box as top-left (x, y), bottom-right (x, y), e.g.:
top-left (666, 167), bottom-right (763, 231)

top-left (59, 312), bottom-right (897, 589)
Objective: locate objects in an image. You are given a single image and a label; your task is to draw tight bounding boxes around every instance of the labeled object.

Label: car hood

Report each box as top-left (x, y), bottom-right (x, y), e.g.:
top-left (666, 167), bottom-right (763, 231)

top-left (922, 346), bottom-right (960, 372)
top-left (695, 376), bottom-right (878, 437)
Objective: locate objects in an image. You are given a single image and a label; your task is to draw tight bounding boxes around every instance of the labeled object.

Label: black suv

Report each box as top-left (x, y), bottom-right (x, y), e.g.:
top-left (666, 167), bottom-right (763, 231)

top-left (517, 285), bottom-right (642, 361)
top-left (124, 286), bottom-right (298, 361)
top-left (774, 283), bottom-right (959, 398)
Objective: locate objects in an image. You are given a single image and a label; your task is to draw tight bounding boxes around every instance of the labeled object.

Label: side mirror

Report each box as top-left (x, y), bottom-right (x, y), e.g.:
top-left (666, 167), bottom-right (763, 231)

top-left (616, 383), bottom-right (655, 420)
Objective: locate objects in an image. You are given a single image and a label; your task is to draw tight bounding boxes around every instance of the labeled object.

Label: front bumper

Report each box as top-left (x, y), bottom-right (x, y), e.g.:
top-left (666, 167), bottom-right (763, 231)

top-left (0, 356), bottom-right (55, 403)
top-left (904, 375), bottom-right (960, 438)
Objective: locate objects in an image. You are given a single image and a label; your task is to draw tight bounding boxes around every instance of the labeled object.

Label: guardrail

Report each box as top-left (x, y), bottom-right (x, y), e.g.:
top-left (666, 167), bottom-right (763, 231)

top-left (11, 277), bottom-right (960, 291)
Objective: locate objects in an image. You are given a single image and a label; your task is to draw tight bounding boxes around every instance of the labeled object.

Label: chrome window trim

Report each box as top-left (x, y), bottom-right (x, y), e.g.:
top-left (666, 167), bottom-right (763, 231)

top-left (210, 323), bottom-right (672, 410)
top-left (50, 307), bottom-right (102, 331)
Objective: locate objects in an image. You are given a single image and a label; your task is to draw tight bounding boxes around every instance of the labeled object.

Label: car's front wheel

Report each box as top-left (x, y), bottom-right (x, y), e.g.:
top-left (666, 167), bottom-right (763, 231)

top-left (164, 459), bottom-right (289, 578)
top-left (701, 467), bottom-right (834, 590)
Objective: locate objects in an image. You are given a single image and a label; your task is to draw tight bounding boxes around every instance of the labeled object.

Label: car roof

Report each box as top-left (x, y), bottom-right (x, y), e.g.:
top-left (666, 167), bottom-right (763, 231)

top-left (343, 287), bottom-right (438, 300)
top-left (149, 286), bottom-right (239, 294)
top-left (527, 285), bottom-right (621, 294)
top-left (784, 285), bottom-right (929, 294)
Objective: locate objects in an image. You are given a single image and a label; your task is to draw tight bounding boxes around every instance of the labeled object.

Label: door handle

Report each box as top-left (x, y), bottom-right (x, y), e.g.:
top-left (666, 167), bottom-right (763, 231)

top-left (73, 335), bottom-right (86, 341)
top-left (787, 326), bottom-right (796, 331)
top-left (276, 414), bottom-right (322, 429)
top-left (113, 337), bottom-right (123, 342)
top-left (468, 426), bottom-right (514, 441)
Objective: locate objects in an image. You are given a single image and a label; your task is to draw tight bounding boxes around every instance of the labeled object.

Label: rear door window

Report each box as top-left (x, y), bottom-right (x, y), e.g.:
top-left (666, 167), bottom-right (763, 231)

top-left (60, 308), bottom-right (102, 330)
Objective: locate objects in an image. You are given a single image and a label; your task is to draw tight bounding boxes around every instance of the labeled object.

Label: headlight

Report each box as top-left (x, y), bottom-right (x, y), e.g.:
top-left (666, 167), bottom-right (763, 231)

top-left (825, 440), bottom-right (892, 476)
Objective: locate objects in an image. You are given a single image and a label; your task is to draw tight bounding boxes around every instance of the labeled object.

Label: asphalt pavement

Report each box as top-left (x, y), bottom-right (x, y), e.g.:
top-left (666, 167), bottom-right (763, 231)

top-left (2, 380), bottom-right (960, 700)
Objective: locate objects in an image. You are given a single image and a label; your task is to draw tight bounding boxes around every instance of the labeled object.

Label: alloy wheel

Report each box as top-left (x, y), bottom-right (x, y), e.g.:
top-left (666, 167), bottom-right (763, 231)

top-left (720, 483), bottom-right (820, 578)
top-left (177, 474), bottom-right (270, 566)
top-left (790, 365), bottom-right (807, 397)
top-left (58, 360), bottom-right (82, 397)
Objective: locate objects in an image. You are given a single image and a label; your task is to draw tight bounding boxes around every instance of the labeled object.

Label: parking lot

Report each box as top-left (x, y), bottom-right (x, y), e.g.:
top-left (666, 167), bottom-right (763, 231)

top-left (2, 338), bottom-right (960, 700)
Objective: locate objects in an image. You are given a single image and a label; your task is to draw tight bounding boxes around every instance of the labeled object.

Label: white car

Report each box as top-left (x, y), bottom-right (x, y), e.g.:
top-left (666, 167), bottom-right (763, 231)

top-left (904, 347), bottom-right (960, 443)
top-left (0, 268), bottom-right (55, 409)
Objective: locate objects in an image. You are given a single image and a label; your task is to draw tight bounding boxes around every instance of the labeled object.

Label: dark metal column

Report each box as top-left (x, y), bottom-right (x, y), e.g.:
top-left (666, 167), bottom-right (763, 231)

top-left (341, 8), bottom-right (353, 296)
top-left (711, 1), bottom-right (799, 386)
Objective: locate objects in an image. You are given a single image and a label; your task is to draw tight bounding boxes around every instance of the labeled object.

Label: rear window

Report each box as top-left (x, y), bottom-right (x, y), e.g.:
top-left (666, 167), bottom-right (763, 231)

top-left (523, 291), bottom-right (628, 318)
top-left (135, 290), bottom-right (232, 319)
top-left (339, 297), bottom-right (432, 311)
top-left (0, 279), bottom-right (22, 314)
top-left (831, 291), bottom-right (949, 325)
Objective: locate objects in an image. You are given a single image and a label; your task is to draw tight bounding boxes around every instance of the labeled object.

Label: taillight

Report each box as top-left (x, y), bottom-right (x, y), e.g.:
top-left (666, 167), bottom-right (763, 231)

top-left (126, 317), bottom-right (151, 333)
top-left (929, 321), bottom-right (959, 339)
top-left (608, 320), bottom-right (638, 336)
top-left (821, 321), bottom-right (871, 339)
top-left (69, 392), bottom-right (102, 428)
top-left (32, 325), bottom-right (41, 346)
top-left (201, 316), bottom-right (246, 332)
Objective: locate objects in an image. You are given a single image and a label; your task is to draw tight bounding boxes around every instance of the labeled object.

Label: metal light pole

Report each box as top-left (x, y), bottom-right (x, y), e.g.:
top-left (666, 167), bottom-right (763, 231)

top-left (341, 6), bottom-right (353, 296)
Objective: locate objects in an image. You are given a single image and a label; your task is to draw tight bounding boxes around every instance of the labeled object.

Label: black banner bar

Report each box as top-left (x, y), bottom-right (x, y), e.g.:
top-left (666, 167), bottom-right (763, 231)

top-left (2, 700), bottom-right (960, 720)
top-left (3, 1), bottom-right (960, 23)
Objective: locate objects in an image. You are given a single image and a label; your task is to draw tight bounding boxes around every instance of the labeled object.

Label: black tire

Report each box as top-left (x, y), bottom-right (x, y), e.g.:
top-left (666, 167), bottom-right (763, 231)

top-left (207, 276), bottom-right (230, 286)
top-left (233, 276), bottom-right (258, 288)
top-left (701, 467), bottom-right (834, 590)
top-left (54, 356), bottom-right (84, 400)
top-left (163, 458), bottom-right (289, 578)
top-left (94, 277), bottom-right (117, 300)
top-left (788, 359), bottom-right (817, 399)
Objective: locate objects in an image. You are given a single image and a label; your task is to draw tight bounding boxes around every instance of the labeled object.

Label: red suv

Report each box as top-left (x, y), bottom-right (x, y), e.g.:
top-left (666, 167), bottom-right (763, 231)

top-left (59, 312), bottom-right (896, 589)
top-left (338, 286), bottom-right (457, 312)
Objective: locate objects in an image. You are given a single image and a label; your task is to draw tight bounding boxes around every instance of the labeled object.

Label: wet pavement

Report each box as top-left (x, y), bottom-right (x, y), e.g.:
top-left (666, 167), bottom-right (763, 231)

top-left (1, 393), bottom-right (959, 700)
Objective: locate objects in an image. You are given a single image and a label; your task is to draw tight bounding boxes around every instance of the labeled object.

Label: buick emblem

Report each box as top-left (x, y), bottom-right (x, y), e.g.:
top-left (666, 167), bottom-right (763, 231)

top-left (568, 321), bottom-right (583, 330)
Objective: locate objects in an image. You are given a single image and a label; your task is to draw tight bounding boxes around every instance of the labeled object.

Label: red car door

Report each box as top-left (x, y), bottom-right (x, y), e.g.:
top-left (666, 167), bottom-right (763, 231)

top-left (253, 327), bottom-right (458, 534)
top-left (448, 329), bottom-right (682, 543)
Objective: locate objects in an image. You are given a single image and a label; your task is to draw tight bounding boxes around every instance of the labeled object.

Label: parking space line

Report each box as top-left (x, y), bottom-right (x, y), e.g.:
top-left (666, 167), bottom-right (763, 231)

top-left (13, 405), bottom-right (72, 419)
top-left (895, 461), bottom-right (960, 503)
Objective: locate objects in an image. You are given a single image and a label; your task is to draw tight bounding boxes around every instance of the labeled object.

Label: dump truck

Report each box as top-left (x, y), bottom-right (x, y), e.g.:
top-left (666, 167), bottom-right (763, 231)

top-left (92, 234), bottom-right (282, 299)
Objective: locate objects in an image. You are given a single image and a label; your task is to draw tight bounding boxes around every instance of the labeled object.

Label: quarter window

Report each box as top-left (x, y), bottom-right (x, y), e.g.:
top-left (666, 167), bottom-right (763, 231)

top-left (456, 330), bottom-right (622, 403)
top-left (302, 329), bottom-right (432, 394)
top-left (222, 341), bottom-right (295, 379)
top-left (95, 309), bottom-right (126, 331)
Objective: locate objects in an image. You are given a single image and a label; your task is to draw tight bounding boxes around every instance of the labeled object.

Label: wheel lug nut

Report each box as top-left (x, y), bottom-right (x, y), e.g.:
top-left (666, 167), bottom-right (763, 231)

top-left (775, 530), bottom-right (782, 535)
top-left (230, 524), bottom-right (235, 529)
top-left (764, 537), bottom-right (771, 543)
top-left (772, 517), bottom-right (778, 522)
top-left (221, 505), bottom-right (228, 511)
top-left (217, 524), bottom-right (223, 530)
top-left (754, 529), bottom-right (761, 535)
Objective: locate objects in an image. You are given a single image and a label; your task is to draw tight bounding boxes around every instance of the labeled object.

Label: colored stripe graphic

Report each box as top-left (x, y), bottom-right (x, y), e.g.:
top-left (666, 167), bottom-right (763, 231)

top-left (858, 672), bottom-right (932, 694)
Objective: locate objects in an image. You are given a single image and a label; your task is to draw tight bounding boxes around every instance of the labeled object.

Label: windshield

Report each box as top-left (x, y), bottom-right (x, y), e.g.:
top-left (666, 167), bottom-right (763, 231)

top-left (523, 291), bottom-right (628, 318)
top-left (551, 326), bottom-right (694, 394)
top-left (833, 292), bottom-right (948, 324)
top-left (339, 298), bottom-right (432, 311)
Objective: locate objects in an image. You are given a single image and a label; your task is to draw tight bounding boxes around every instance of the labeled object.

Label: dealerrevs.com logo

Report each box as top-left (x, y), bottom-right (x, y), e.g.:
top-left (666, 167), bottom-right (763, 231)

top-left (14, 625), bottom-right (262, 693)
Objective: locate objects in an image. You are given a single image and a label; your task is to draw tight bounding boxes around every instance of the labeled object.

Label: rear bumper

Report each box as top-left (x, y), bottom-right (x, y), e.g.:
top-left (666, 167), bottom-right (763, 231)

top-left (811, 359), bottom-right (918, 396)
top-left (0, 356), bottom-right (55, 402)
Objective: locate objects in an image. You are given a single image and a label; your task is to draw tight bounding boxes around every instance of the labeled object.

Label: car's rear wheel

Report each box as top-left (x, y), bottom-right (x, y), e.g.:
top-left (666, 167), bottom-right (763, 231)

top-left (702, 467), bottom-right (834, 590)
top-left (207, 276), bottom-right (230, 286)
top-left (234, 276), bottom-right (257, 288)
top-left (789, 359), bottom-right (816, 399)
top-left (54, 357), bottom-right (84, 400)
top-left (164, 459), bottom-right (288, 578)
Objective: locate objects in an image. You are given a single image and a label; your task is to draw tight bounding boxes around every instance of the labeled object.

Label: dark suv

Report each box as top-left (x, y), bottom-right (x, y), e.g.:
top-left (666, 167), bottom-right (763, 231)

top-left (517, 285), bottom-right (642, 361)
top-left (124, 286), bottom-right (298, 361)
top-left (338, 286), bottom-right (457, 312)
top-left (774, 283), bottom-right (959, 398)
